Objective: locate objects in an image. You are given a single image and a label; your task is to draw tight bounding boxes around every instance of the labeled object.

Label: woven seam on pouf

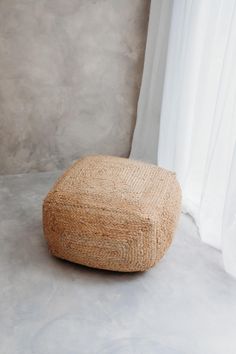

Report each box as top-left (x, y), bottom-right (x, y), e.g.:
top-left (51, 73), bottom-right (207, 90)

top-left (43, 155), bottom-right (181, 272)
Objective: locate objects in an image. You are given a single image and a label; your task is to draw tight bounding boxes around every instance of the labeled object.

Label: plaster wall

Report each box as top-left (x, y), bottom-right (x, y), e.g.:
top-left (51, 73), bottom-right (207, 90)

top-left (0, 0), bottom-right (150, 174)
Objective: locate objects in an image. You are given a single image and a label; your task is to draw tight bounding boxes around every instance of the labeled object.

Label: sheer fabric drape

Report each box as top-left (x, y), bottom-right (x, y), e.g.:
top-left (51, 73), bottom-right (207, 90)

top-left (131, 0), bottom-right (236, 277)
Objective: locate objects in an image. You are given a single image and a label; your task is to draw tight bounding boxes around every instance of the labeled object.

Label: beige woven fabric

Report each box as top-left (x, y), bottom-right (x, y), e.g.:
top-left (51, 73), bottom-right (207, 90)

top-left (43, 155), bottom-right (181, 272)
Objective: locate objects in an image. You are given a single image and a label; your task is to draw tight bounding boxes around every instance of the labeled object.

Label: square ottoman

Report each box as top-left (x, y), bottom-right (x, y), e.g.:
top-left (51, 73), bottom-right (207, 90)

top-left (43, 155), bottom-right (181, 272)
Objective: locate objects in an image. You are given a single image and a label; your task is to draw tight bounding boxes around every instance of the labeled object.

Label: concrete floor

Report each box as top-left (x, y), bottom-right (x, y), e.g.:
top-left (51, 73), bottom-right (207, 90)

top-left (1, 171), bottom-right (236, 354)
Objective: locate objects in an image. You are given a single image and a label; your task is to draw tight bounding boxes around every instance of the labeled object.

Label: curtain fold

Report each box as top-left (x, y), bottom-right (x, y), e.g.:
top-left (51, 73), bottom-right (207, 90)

top-left (223, 143), bottom-right (236, 276)
top-left (131, 0), bottom-right (236, 277)
top-left (130, 0), bottom-right (173, 164)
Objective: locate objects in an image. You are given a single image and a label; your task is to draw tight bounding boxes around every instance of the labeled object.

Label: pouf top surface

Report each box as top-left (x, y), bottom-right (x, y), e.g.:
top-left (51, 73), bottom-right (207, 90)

top-left (47, 155), bottom-right (178, 219)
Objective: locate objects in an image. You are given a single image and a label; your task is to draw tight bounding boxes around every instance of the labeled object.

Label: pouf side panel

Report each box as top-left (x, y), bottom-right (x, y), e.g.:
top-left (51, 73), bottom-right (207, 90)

top-left (43, 199), bottom-right (157, 272)
top-left (154, 176), bottom-right (182, 264)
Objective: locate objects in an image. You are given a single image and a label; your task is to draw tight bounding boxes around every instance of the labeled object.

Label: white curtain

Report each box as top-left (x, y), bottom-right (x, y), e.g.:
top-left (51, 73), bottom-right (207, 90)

top-left (131, 0), bottom-right (236, 277)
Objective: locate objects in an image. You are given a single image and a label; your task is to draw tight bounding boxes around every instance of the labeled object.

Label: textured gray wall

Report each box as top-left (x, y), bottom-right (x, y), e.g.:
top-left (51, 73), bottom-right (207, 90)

top-left (0, 0), bottom-right (150, 175)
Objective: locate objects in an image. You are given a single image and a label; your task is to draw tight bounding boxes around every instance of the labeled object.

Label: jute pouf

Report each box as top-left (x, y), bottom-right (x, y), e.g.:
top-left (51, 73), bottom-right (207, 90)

top-left (43, 155), bottom-right (181, 272)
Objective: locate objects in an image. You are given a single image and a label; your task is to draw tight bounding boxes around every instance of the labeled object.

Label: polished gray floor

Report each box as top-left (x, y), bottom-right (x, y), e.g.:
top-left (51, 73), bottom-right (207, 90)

top-left (1, 171), bottom-right (236, 354)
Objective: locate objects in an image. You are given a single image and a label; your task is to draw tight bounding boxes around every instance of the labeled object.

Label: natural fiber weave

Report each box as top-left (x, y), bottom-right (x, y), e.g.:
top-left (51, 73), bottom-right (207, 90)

top-left (43, 155), bottom-right (181, 272)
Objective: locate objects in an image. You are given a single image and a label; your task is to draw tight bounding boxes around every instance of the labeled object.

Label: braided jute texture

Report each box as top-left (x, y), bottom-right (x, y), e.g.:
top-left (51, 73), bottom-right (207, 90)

top-left (43, 155), bottom-right (182, 272)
